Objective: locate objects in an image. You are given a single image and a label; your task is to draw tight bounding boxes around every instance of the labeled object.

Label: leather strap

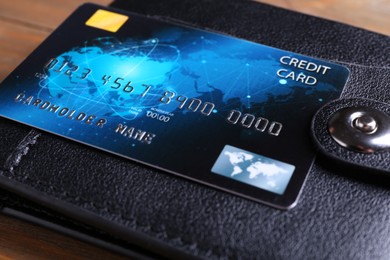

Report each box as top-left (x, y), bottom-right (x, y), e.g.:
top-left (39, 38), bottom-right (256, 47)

top-left (312, 98), bottom-right (390, 174)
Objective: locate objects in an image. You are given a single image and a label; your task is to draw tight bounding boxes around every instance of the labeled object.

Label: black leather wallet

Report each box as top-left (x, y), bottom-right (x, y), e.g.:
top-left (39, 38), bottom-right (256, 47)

top-left (0, 0), bottom-right (389, 258)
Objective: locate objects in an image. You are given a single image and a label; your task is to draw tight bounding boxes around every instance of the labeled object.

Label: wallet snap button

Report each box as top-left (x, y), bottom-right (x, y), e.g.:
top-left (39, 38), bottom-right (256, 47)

top-left (328, 106), bottom-right (390, 153)
top-left (352, 114), bottom-right (377, 133)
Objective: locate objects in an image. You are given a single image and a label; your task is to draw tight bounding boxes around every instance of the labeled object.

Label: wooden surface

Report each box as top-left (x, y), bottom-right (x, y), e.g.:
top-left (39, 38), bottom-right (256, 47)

top-left (0, 0), bottom-right (388, 258)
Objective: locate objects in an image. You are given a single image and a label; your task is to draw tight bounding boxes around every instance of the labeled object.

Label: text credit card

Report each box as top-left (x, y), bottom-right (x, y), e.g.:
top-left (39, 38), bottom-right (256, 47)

top-left (0, 4), bottom-right (349, 209)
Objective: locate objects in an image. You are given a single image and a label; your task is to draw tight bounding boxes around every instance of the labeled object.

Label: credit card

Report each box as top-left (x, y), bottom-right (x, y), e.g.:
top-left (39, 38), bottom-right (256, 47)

top-left (0, 4), bottom-right (349, 209)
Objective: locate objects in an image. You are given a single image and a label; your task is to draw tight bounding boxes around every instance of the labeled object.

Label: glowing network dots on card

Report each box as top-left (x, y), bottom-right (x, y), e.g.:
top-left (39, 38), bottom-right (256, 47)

top-left (279, 79), bottom-right (287, 85)
top-left (40, 37), bottom-right (181, 121)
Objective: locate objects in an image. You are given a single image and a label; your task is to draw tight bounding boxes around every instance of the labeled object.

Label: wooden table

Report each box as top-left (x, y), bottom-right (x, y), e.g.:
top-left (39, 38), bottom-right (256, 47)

top-left (0, 0), bottom-right (388, 258)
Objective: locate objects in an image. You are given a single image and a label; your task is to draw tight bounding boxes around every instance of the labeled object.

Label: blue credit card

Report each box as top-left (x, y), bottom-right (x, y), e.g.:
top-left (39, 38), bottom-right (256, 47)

top-left (0, 4), bottom-right (349, 209)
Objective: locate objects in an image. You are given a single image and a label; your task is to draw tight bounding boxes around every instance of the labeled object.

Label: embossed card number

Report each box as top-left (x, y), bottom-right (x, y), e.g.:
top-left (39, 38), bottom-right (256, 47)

top-left (0, 4), bottom-right (350, 209)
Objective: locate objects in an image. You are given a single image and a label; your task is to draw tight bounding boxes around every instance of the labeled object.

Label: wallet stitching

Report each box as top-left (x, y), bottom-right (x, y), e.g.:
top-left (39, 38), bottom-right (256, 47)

top-left (55, 191), bottom-right (219, 257)
top-left (2, 170), bottom-right (220, 257)
top-left (2, 135), bottom-right (221, 258)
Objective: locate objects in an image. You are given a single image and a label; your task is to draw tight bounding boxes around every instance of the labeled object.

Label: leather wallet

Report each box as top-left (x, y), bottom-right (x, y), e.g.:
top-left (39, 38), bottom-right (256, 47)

top-left (0, 0), bottom-right (389, 258)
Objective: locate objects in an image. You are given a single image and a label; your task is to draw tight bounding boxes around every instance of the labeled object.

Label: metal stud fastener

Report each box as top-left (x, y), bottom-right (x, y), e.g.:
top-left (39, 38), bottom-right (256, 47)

top-left (352, 114), bottom-right (377, 134)
top-left (328, 106), bottom-right (390, 153)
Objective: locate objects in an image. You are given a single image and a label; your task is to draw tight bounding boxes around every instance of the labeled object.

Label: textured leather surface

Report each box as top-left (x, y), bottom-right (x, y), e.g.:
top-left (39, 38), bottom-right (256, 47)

top-left (0, 0), bottom-right (390, 258)
top-left (0, 183), bottom-right (157, 258)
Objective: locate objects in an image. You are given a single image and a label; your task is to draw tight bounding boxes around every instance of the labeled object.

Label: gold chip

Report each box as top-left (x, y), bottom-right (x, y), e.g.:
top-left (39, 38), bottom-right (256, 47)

top-left (85, 9), bottom-right (128, 33)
